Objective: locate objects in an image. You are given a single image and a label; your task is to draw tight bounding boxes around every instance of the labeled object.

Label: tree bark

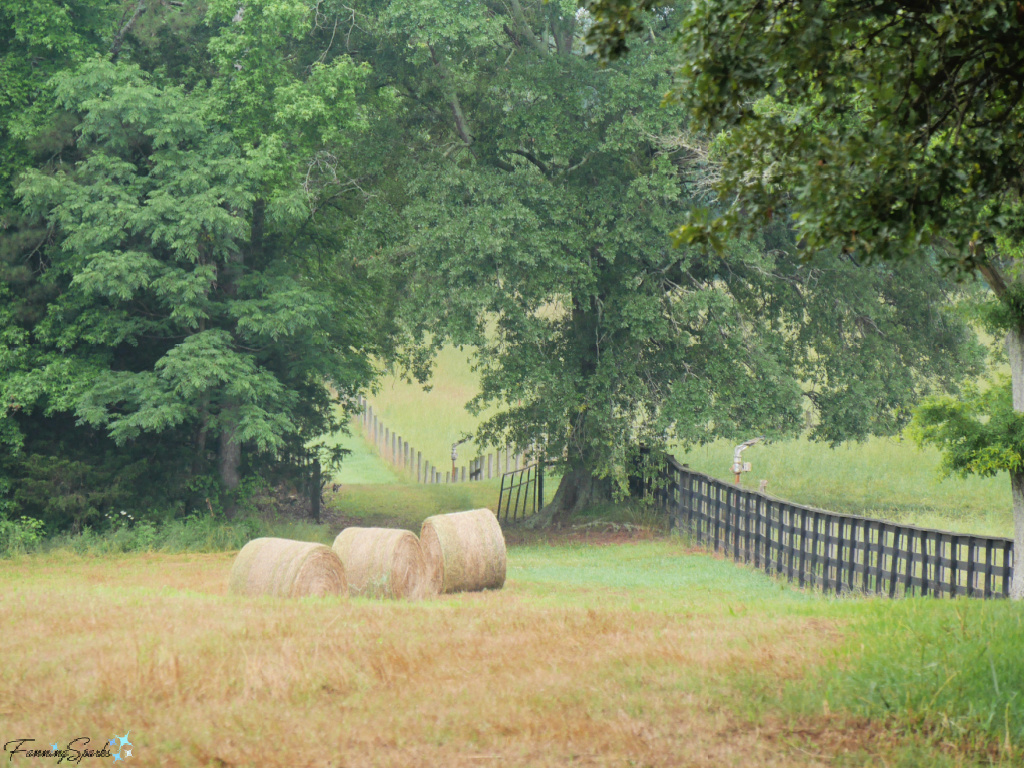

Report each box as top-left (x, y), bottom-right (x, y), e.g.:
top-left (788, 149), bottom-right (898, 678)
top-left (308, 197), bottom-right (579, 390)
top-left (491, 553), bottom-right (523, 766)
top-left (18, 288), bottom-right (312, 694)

top-left (1006, 326), bottom-right (1024, 599)
top-left (219, 423), bottom-right (241, 518)
top-left (538, 464), bottom-right (613, 525)
top-left (530, 294), bottom-right (614, 526)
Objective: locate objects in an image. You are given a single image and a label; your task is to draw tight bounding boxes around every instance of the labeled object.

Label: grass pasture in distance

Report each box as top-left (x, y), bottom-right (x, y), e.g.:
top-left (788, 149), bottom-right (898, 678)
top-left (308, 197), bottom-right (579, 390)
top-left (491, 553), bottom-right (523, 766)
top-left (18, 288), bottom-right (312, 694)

top-left (2, 538), bottom-right (1020, 767)
top-left (359, 346), bottom-right (498, 474)
top-left (677, 437), bottom-right (1013, 538)
top-left (339, 342), bottom-right (1015, 538)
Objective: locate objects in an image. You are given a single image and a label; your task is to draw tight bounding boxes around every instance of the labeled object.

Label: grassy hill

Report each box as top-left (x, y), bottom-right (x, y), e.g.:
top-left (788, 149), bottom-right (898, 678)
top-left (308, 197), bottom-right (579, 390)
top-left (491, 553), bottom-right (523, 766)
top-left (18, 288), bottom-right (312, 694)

top-left (331, 346), bottom-right (1015, 538)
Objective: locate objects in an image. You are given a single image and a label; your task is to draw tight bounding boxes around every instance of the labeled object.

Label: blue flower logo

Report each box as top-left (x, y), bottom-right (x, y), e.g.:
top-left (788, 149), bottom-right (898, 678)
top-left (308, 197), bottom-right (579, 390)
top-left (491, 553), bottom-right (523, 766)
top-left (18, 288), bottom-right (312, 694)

top-left (108, 732), bottom-right (132, 763)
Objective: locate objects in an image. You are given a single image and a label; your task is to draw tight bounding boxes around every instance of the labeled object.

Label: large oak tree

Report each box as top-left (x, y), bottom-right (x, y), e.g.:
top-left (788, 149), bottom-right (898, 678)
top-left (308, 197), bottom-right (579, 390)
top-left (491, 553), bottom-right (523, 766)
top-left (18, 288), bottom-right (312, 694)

top-left (584, 0), bottom-right (1024, 595)
top-left (341, 0), bottom-right (982, 522)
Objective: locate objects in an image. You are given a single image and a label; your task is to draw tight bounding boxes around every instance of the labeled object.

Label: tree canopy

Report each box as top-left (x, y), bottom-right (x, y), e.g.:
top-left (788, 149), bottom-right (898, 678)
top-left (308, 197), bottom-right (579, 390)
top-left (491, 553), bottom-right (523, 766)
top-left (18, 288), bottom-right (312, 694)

top-left (1, 0), bottom-right (391, 526)
top-left (583, 0), bottom-right (1024, 595)
top-left (340, 0), bottom-right (982, 519)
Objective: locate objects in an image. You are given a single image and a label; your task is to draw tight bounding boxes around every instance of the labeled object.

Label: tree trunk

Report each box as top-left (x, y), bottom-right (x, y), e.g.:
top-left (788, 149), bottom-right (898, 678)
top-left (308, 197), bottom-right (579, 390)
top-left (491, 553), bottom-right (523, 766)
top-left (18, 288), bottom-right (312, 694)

top-left (219, 423), bottom-right (241, 518)
top-left (1006, 327), bottom-right (1024, 599)
top-left (538, 464), bottom-right (613, 525)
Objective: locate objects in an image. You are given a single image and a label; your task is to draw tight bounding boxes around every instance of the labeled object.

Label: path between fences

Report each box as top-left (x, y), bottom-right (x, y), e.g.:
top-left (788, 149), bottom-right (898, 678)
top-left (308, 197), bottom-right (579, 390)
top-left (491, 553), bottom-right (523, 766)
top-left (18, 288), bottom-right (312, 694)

top-left (354, 397), bottom-right (533, 484)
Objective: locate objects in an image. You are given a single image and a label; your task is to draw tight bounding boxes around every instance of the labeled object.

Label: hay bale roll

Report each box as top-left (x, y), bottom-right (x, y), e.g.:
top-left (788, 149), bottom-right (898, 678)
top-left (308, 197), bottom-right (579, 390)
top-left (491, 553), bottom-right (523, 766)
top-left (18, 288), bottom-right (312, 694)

top-left (420, 508), bottom-right (506, 594)
top-left (229, 538), bottom-right (347, 598)
top-left (332, 527), bottom-right (427, 600)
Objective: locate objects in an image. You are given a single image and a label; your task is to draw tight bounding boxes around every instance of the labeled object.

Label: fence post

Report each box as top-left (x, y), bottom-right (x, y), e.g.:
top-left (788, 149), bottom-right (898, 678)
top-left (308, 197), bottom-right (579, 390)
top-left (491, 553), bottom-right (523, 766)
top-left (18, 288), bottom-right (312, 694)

top-left (487, 454), bottom-right (493, 480)
top-left (311, 458), bottom-right (321, 524)
top-left (537, 461), bottom-right (544, 512)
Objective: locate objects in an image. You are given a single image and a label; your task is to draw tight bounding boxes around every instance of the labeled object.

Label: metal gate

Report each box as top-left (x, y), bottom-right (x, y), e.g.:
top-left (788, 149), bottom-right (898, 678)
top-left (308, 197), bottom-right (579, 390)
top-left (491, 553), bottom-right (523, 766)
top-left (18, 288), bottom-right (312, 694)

top-left (496, 463), bottom-right (544, 523)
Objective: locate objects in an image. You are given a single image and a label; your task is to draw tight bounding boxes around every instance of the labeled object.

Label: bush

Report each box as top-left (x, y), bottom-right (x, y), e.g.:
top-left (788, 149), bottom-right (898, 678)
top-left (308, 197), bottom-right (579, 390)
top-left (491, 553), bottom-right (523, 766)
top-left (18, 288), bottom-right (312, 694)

top-left (0, 515), bottom-right (45, 555)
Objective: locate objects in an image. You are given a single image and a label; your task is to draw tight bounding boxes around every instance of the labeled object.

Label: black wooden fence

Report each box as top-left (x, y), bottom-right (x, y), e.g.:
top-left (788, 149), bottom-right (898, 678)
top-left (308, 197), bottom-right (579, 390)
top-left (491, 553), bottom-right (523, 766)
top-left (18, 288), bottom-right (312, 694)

top-left (653, 456), bottom-right (1015, 598)
top-left (497, 463), bottom-right (544, 523)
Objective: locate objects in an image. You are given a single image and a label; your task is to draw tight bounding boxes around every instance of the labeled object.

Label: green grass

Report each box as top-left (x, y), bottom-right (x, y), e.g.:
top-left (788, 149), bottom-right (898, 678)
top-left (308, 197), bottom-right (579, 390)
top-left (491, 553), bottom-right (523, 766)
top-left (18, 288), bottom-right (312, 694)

top-left (323, 426), bottom-right (405, 485)
top-left (337, 343), bottom-right (1017, 537)
top-left (676, 437), bottom-right (1013, 537)
top-left (35, 514), bottom-right (338, 556)
top-left (5, 537), bottom-right (1019, 765)
top-left (819, 597), bottom-right (1024, 754)
top-left (358, 346), bottom-right (502, 474)
top-left (329, 480), bottom-right (504, 529)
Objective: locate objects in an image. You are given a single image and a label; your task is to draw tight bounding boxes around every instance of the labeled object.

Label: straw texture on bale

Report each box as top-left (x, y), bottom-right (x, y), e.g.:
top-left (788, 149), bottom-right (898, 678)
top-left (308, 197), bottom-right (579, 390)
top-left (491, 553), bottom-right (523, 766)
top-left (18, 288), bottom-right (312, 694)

top-left (332, 527), bottom-right (427, 599)
top-left (420, 508), bottom-right (506, 594)
top-left (229, 538), bottom-right (347, 598)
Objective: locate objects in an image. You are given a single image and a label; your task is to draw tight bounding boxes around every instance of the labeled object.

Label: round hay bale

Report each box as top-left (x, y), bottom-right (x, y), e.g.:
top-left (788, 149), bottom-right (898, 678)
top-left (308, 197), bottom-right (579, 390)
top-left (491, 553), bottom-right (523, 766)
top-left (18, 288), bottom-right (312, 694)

top-left (332, 527), bottom-right (427, 600)
top-left (229, 538), bottom-right (347, 598)
top-left (420, 508), bottom-right (506, 594)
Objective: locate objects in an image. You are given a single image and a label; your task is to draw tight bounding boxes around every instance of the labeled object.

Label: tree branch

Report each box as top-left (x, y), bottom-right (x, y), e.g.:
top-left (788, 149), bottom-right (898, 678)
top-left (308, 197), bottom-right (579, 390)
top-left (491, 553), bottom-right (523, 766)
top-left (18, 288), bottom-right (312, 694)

top-left (507, 148), bottom-right (550, 175)
top-left (509, 0), bottom-right (546, 55)
top-left (110, 1), bottom-right (147, 62)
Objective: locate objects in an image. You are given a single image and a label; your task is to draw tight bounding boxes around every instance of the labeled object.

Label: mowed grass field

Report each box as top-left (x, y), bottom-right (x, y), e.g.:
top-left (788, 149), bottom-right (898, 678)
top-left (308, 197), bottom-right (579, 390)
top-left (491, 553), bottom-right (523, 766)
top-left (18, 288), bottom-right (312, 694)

top-left (3, 537), bottom-right (1021, 767)
top-left (336, 346), bottom-right (1015, 538)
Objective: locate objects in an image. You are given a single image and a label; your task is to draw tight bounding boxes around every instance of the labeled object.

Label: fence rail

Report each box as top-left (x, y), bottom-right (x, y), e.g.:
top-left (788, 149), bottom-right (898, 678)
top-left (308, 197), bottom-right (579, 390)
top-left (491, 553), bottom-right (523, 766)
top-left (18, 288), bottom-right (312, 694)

top-left (654, 456), bottom-right (1014, 599)
top-left (497, 463), bottom-right (543, 523)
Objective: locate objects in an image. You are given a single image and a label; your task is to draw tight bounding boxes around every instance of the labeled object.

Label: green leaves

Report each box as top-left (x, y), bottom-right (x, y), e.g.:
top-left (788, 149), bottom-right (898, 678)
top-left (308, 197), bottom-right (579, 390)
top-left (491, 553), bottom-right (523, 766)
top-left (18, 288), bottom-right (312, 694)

top-left (2, 1), bottom-right (382, 519)
top-left (911, 381), bottom-right (1024, 478)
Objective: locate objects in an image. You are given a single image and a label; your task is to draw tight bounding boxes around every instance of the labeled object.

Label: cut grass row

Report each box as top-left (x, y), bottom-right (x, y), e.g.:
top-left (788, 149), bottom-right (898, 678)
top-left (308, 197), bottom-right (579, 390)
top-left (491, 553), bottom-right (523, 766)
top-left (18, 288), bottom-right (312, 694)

top-left (2, 539), bottom-right (1019, 766)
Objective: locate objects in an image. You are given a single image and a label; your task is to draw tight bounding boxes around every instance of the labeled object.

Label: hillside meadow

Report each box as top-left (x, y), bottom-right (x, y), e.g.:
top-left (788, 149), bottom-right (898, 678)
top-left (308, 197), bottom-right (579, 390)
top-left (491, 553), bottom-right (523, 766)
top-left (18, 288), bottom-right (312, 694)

top-left (335, 347), bottom-right (1014, 538)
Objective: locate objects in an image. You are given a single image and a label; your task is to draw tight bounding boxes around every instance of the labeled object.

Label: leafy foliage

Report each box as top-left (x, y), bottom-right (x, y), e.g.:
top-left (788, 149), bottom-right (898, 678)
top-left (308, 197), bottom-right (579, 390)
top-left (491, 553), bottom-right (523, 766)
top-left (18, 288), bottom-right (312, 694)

top-left (584, 1), bottom-right (1024, 269)
top-left (1, 0), bottom-right (387, 525)
top-left (583, 0), bottom-right (1024, 592)
top-left (911, 381), bottom-right (1024, 478)
top-left (342, 0), bottom-right (982, 516)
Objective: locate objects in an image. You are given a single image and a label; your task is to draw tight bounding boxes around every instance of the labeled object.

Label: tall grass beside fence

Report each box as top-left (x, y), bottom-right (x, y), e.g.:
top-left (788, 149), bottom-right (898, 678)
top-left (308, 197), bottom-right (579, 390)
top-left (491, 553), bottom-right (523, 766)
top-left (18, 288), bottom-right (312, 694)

top-left (2, 515), bottom-right (337, 558)
top-left (818, 598), bottom-right (1023, 756)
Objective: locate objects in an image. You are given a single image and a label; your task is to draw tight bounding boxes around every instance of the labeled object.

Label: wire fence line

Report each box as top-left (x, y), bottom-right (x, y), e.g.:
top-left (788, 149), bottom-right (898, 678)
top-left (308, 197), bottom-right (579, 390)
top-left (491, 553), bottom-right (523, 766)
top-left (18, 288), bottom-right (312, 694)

top-left (354, 397), bottom-right (531, 484)
top-left (653, 455), bottom-right (1015, 599)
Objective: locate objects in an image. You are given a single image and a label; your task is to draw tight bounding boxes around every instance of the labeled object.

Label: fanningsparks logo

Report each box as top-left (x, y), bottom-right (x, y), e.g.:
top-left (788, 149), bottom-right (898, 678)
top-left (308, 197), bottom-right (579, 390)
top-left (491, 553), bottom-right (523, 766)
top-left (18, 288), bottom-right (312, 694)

top-left (3, 731), bottom-right (132, 764)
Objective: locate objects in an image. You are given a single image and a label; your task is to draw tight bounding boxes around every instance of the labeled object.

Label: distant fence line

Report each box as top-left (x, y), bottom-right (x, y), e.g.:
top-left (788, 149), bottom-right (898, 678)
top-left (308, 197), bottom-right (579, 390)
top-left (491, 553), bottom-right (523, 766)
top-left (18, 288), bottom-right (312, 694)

top-left (355, 397), bottom-right (531, 484)
top-left (653, 455), bottom-right (1015, 599)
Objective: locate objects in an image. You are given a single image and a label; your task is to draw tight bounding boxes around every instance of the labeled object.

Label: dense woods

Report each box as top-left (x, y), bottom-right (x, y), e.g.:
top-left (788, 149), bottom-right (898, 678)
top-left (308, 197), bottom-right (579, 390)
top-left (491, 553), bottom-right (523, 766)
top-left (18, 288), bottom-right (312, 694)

top-left (0, 1), bottom-right (1008, 541)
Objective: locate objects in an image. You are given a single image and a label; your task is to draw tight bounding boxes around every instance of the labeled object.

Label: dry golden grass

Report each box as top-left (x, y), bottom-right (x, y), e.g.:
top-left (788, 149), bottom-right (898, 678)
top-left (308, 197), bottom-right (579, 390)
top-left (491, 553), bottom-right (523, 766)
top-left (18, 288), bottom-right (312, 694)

top-left (0, 544), bottom-right (987, 768)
